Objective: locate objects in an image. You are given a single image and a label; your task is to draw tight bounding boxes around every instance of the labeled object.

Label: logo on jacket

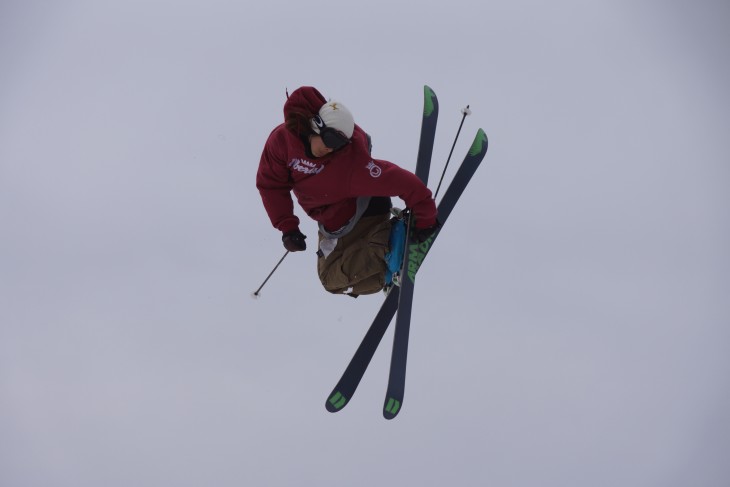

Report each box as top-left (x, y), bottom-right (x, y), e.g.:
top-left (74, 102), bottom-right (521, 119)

top-left (366, 161), bottom-right (382, 178)
top-left (289, 158), bottom-right (324, 175)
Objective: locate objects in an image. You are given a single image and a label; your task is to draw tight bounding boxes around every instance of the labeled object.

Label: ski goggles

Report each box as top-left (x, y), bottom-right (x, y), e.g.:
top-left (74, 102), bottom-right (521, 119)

top-left (312, 115), bottom-right (350, 150)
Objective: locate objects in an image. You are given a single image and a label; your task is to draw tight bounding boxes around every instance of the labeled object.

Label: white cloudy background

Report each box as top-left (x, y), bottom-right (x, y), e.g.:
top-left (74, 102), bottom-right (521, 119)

top-left (2, 1), bottom-right (729, 486)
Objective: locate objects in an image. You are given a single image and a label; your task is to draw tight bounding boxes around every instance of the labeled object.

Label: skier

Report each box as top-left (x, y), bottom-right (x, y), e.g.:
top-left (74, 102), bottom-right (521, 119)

top-left (256, 86), bottom-right (439, 297)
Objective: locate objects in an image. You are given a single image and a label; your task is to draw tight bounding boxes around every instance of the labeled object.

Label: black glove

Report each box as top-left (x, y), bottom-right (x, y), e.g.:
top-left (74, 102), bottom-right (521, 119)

top-left (282, 230), bottom-right (307, 252)
top-left (412, 221), bottom-right (441, 243)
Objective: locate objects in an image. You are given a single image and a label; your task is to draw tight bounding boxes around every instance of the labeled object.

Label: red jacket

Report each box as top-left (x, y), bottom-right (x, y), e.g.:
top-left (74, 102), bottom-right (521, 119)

top-left (256, 87), bottom-right (437, 234)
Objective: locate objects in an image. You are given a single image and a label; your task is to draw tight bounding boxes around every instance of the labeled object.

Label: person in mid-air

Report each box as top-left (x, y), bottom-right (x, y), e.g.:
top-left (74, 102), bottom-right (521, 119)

top-left (256, 86), bottom-right (439, 297)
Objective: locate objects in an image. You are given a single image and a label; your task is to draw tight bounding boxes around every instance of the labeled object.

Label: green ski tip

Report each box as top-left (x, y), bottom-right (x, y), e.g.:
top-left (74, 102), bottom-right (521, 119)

top-left (423, 85), bottom-right (437, 117)
top-left (469, 128), bottom-right (488, 156)
top-left (328, 392), bottom-right (347, 410)
top-left (385, 398), bottom-right (401, 415)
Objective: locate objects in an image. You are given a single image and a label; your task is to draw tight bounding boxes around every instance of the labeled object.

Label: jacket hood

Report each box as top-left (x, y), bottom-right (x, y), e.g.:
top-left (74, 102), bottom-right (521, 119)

top-left (283, 86), bottom-right (327, 121)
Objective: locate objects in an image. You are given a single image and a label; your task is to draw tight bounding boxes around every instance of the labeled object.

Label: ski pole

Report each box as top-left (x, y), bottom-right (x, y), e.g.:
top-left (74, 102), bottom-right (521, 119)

top-left (434, 105), bottom-right (471, 200)
top-left (251, 251), bottom-right (289, 299)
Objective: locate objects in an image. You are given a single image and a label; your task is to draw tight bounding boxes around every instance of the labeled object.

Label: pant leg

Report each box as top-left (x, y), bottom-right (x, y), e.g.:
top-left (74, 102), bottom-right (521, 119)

top-left (317, 214), bottom-right (392, 296)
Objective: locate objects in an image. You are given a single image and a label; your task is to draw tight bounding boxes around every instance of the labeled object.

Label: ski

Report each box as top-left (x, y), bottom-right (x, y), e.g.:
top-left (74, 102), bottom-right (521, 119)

top-left (326, 85), bottom-right (438, 413)
top-left (383, 127), bottom-right (488, 419)
top-left (383, 85), bottom-right (439, 418)
top-left (326, 128), bottom-right (489, 416)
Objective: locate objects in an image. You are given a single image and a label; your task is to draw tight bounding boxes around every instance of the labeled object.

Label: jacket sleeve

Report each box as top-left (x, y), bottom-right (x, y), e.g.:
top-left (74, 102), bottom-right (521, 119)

top-left (351, 158), bottom-right (438, 229)
top-left (256, 131), bottom-right (300, 234)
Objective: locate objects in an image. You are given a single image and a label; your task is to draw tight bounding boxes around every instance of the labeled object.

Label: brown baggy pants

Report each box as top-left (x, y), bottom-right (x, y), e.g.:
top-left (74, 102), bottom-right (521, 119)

top-left (317, 214), bottom-right (393, 296)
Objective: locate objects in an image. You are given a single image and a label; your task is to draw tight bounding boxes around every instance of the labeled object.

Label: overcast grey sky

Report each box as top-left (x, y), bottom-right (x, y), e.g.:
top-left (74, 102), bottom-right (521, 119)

top-left (2, 1), bottom-right (729, 486)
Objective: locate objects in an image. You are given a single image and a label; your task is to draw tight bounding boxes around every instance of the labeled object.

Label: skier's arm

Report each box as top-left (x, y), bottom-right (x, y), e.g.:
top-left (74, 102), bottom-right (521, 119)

top-left (393, 168), bottom-right (438, 229)
top-left (256, 135), bottom-right (301, 234)
top-left (353, 160), bottom-right (437, 228)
